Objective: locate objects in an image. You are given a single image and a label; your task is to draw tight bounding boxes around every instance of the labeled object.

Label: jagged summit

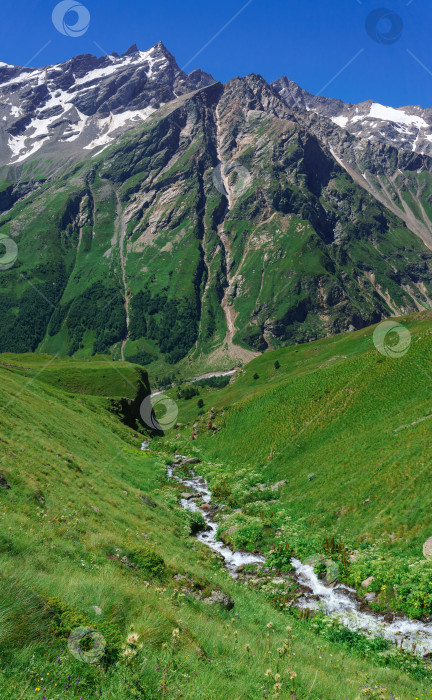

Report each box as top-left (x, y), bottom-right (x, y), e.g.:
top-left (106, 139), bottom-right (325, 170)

top-left (0, 42), bottom-right (215, 164)
top-left (122, 43), bottom-right (139, 56)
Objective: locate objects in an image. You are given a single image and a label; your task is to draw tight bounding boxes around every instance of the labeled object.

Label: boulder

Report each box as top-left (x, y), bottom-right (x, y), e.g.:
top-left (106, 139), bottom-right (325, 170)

top-left (200, 504), bottom-right (211, 511)
top-left (361, 576), bottom-right (374, 589)
top-left (364, 592), bottom-right (376, 603)
top-left (183, 457), bottom-right (201, 465)
top-left (140, 494), bottom-right (157, 508)
top-left (423, 537), bottom-right (432, 559)
top-left (0, 474), bottom-right (11, 490)
top-left (181, 492), bottom-right (194, 500)
top-left (203, 590), bottom-right (234, 610)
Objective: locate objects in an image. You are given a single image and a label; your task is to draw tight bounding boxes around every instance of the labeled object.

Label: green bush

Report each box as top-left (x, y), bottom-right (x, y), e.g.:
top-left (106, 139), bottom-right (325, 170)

top-left (46, 597), bottom-right (122, 666)
top-left (129, 546), bottom-right (165, 578)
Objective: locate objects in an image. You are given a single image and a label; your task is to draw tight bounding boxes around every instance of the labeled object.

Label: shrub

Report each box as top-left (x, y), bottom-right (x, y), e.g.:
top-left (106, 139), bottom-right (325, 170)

top-left (177, 384), bottom-right (200, 400)
top-left (129, 546), bottom-right (165, 578)
top-left (46, 597), bottom-right (122, 666)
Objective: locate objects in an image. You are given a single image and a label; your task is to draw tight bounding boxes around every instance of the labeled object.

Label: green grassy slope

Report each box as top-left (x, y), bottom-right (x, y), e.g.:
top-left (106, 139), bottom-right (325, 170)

top-left (170, 311), bottom-right (432, 619)
top-left (0, 353), bottom-right (149, 398)
top-left (0, 356), bottom-right (429, 698)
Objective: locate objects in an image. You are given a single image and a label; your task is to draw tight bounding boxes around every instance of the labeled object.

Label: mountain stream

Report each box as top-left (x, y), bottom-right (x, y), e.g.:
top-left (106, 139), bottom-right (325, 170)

top-left (164, 453), bottom-right (432, 657)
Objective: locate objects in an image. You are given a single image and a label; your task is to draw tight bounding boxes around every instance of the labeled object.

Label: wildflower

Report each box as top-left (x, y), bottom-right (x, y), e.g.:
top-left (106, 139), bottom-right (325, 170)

top-left (122, 647), bottom-right (136, 658)
top-left (245, 643), bottom-right (250, 651)
top-left (274, 682), bottom-right (282, 691)
top-left (266, 622), bottom-right (273, 629)
top-left (265, 668), bottom-right (273, 677)
top-left (274, 673), bottom-right (281, 682)
top-left (286, 626), bottom-right (292, 632)
top-left (290, 671), bottom-right (297, 679)
top-left (126, 632), bottom-right (139, 645)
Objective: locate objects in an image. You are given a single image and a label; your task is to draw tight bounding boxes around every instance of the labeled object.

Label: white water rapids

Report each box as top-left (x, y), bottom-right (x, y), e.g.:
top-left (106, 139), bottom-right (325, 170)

top-left (167, 463), bottom-right (264, 575)
top-left (165, 454), bottom-right (432, 656)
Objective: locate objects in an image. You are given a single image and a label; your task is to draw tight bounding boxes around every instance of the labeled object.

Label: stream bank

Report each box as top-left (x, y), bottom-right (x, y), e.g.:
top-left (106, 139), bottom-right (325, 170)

top-left (166, 453), bottom-right (432, 658)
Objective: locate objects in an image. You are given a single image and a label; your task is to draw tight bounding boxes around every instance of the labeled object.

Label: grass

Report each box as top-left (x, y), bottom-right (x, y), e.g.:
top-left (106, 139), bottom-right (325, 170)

top-left (0, 354), bottom-right (431, 698)
top-left (169, 310), bottom-right (432, 619)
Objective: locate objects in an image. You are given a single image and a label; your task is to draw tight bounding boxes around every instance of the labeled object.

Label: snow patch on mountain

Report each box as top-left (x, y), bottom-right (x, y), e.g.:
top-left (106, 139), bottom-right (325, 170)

top-left (0, 42), bottom-right (215, 165)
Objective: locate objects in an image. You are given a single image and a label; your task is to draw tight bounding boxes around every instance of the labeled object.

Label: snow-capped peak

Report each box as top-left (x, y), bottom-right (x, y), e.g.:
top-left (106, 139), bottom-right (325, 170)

top-left (273, 76), bottom-right (432, 156)
top-left (0, 42), bottom-right (215, 165)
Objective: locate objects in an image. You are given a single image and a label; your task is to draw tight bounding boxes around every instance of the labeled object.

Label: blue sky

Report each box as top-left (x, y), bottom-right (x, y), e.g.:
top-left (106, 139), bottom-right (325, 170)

top-left (1, 0), bottom-right (432, 108)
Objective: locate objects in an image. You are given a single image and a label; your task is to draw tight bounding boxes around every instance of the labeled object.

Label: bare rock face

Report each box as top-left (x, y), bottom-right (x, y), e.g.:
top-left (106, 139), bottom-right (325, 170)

top-left (423, 537), bottom-right (432, 559)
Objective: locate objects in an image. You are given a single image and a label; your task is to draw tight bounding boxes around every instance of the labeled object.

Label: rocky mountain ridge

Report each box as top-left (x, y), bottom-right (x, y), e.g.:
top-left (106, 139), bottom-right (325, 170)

top-left (273, 76), bottom-right (432, 157)
top-left (0, 41), bottom-right (214, 165)
top-left (1, 44), bottom-right (432, 371)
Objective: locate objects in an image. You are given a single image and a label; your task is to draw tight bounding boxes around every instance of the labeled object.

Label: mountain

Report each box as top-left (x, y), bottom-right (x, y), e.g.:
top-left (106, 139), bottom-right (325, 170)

top-left (273, 76), bottom-right (432, 157)
top-left (0, 41), bottom-right (214, 165)
top-left (1, 43), bottom-right (432, 373)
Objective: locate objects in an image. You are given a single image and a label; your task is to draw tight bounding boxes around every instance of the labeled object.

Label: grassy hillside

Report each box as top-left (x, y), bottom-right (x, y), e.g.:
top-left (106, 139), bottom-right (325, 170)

top-left (0, 353), bottom-right (150, 398)
top-left (0, 355), bottom-right (430, 698)
top-left (168, 311), bottom-right (432, 619)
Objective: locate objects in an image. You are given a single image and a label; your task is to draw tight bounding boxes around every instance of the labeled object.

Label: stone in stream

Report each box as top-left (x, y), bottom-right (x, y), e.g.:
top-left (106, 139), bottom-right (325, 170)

top-left (200, 504), bottom-right (211, 511)
top-left (423, 537), bottom-right (432, 559)
top-left (181, 492), bottom-right (194, 500)
top-left (364, 592), bottom-right (377, 603)
top-left (183, 457), bottom-right (201, 465)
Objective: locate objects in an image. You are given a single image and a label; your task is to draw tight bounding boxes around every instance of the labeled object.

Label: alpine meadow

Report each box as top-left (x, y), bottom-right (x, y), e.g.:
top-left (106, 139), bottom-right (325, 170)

top-left (2, 2), bottom-right (432, 699)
